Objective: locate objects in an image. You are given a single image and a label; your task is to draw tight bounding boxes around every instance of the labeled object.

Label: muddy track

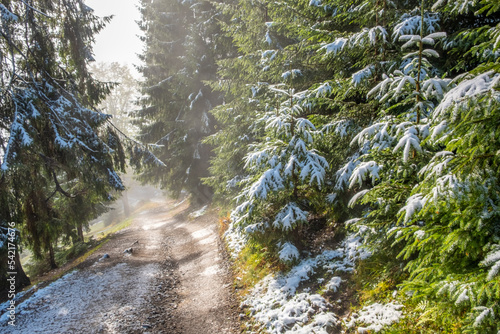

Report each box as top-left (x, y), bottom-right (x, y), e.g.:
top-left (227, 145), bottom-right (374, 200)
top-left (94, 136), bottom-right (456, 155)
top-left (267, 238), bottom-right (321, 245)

top-left (0, 191), bottom-right (240, 334)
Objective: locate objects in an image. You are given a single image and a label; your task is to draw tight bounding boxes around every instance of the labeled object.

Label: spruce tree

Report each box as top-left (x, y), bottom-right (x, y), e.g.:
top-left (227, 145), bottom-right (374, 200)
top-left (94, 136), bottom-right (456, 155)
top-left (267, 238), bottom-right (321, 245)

top-left (209, 0), bottom-right (499, 330)
top-left (208, 0), bottom-right (346, 261)
top-left (339, 0), bottom-right (500, 330)
top-left (0, 0), bottom-right (129, 288)
top-left (135, 0), bottom-right (224, 203)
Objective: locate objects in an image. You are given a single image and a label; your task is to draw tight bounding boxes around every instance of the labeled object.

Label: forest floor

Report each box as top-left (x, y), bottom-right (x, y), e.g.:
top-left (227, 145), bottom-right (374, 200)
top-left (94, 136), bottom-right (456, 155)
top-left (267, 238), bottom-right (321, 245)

top-left (0, 187), bottom-right (240, 333)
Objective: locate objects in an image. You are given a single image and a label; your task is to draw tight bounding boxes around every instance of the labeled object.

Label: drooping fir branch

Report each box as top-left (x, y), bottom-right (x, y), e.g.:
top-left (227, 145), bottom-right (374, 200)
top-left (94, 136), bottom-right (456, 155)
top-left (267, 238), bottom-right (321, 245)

top-left (0, 1), bottom-right (147, 274)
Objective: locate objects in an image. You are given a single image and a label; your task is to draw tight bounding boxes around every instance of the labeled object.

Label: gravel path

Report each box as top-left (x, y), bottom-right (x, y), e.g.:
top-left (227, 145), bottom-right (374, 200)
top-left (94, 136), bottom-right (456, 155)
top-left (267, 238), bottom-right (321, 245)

top-left (0, 189), bottom-right (240, 333)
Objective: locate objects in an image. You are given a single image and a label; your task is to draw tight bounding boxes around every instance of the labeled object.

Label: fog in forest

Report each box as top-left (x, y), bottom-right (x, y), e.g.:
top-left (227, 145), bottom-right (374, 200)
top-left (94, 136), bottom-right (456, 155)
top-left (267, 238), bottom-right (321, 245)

top-left (89, 174), bottom-right (165, 232)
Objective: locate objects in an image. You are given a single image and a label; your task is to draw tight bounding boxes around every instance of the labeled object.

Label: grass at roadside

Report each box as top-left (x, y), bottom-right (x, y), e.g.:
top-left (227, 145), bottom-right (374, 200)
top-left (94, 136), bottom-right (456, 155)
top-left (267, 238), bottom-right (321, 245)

top-left (217, 215), bottom-right (284, 298)
top-left (27, 238), bottom-right (112, 287)
top-left (22, 200), bottom-right (158, 289)
top-left (86, 216), bottom-right (134, 241)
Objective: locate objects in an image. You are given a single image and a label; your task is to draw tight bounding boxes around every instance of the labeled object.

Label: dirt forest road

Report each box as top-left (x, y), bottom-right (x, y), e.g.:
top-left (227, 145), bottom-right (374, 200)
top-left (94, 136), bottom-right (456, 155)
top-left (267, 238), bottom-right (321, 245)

top-left (0, 187), bottom-right (240, 334)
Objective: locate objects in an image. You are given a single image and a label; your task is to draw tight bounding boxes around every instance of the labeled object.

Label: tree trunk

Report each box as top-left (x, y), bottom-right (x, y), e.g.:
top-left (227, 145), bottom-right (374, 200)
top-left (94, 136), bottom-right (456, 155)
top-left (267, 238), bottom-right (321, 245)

top-left (76, 223), bottom-right (84, 242)
top-left (14, 250), bottom-right (31, 290)
top-left (48, 243), bottom-right (57, 269)
top-left (291, 227), bottom-right (302, 251)
top-left (194, 183), bottom-right (213, 205)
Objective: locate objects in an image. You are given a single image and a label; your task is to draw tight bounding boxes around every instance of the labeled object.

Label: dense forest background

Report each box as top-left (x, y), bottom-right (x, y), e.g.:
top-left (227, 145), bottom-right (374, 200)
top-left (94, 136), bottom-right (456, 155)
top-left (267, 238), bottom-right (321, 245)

top-left (1, 0), bottom-right (500, 332)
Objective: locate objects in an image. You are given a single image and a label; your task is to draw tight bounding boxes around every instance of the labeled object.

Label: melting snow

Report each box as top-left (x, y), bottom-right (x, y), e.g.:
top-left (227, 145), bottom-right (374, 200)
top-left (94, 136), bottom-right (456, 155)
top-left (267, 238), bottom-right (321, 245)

top-left (225, 221), bottom-right (401, 332)
top-left (0, 4), bottom-right (18, 21)
top-left (241, 235), bottom-right (370, 333)
top-left (345, 302), bottom-right (403, 332)
top-left (0, 263), bottom-right (158, 333)
top-left (189, 205), bottom-right (208, 218)
top-left (223, 223), bottom-right (248, 256)
top-left (324, 277), bottom-right (342, 292)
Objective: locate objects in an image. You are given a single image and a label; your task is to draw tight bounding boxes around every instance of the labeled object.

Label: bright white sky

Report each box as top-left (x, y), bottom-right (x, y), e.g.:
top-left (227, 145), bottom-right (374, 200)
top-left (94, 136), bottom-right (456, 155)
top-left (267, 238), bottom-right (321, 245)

top-left (85, 0), bottom-right (144, 78)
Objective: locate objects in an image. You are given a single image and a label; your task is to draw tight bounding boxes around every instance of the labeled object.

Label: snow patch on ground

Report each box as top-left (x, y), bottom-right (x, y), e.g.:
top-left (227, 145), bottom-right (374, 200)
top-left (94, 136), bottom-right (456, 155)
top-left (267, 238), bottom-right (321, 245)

top-left (344, 302), bottom-right (403, 332)
top-left (241, 236), bottom-right (370, 333)
top-left (324, 276), bottom-right (342, 292)
top-left (189, 205), bottom-right (208, 218)
top-left (174, 197), bottom-right (188, 207)
top-left (0, 263), bottom-right (158, 334)
top-left (0, 286), bottom-right (33, 315)
top-left (225, 220), bottom-right (402, 333)
top-left (223, 222), bottom-right (248, 256)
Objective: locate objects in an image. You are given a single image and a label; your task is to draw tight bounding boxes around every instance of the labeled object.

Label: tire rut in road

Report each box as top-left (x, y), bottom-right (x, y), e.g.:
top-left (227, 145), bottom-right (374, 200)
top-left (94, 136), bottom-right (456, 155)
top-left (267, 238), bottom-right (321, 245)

top-left (165, 210), bottom-right (241, 334)
top-left (0, 196), bottom-right (240, 334)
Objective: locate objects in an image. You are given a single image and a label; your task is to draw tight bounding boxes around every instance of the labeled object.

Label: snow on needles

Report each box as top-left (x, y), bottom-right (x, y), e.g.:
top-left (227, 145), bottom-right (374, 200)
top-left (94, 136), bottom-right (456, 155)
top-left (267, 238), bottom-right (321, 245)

top-left (392, 124), bottom-right (422, 162)
top-left (398, 193), bottom-right (427, 223)
top-left (0, 4), bottom-right (18, 22)
top-left (434, 71), bottom-right (500, 118)
top-left (393, 13), bottom-right (440, 39)
top-left (279, 242), bottom-right (300, 262)
top-left (273, 203), bottom-right (308, 231)
top-left (480, 246), bottom-right (500, 281)
top-left (320, 38), bottom-right (347, 55)
top-left (352, 65), bottom-right (375, 86)
top-left (349, 161), bottom-right (380, 188)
